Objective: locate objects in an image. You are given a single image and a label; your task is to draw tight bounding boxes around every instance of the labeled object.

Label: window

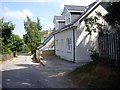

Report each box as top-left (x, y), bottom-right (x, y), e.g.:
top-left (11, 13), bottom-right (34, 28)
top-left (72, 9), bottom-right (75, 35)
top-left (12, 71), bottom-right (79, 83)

top-left (66, 38), bottom-right (72, 51)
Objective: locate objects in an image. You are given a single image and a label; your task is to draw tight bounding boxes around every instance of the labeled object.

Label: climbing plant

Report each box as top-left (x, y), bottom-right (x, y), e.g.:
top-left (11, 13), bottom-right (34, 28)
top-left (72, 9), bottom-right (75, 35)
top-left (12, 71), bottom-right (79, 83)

top-left (84, 11), bottom-right (104, 35)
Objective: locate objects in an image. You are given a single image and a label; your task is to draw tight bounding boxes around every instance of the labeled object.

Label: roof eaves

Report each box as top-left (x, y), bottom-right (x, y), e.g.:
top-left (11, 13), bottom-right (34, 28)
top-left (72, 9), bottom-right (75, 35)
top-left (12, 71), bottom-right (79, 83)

top-left (71, 0), bottom-right (102, 26)
top-left (53, 23), bottom-right (77, 35)
top-left (78, 0), bottom-right (102, 23)
top-left (54, 0), bottom-right (102, 34)
top-left (56, 20), bottom-right (65, 22)
top-left (68, 10), bottom-right (84, 13)
top-left (53, 16), bottom-right (65, 23)
top-left (61, 5), bottom-right (69, 15)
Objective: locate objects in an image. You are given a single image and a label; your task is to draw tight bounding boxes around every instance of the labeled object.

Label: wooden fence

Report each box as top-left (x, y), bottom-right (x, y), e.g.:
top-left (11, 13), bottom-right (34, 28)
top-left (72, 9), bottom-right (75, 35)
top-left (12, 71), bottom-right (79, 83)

top-left (98, 32), bottom-right (120, 67)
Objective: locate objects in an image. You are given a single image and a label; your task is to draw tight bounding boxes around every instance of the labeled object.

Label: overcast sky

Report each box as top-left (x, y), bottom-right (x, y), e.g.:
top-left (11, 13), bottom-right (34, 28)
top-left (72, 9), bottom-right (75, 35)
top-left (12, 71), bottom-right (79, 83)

top-left (0, 0), bottom-right (96, 38)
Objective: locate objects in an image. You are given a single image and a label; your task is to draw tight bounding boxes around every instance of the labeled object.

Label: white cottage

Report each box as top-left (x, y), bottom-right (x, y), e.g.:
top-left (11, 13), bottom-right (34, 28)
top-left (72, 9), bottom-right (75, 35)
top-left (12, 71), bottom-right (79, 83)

top-left (53, 0), bottom-right (111, 63)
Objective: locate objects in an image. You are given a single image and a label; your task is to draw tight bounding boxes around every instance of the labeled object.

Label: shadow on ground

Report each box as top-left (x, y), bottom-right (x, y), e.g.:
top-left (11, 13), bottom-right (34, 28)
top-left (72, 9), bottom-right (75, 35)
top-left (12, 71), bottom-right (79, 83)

top-left (2, 55), bottom-right (83, 88)
top-left (2, 64), bottom-right (46, 88)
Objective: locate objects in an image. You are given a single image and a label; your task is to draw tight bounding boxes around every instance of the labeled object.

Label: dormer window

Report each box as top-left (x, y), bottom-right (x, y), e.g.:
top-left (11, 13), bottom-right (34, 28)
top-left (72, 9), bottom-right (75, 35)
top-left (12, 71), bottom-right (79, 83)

top-left (62, 5), bottom-right (86, 25)
top-left (53, 16), bottom-right (65, 30)
top-left (53, 5), bottom-right (87, 28)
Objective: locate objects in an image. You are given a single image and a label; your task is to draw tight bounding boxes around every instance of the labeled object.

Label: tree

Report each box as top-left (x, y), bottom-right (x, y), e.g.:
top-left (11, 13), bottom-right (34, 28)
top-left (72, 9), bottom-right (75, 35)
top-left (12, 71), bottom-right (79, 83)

top-left (1, 18), bottom-right (15, 44)
top-left (0, 18), bottom-right (3, 38)
top-left (0, 18), bottom-right (26, 54)
top-left (104, 2), bottom-right (120, 26)
top-left (8, 34), bottom-right (24, 52)
top-left (21, 44), bottom-right (30, 53)
top-left (23, 16), bottom-right (43, 54)
top-left (37, 17), bottom-right (42, 31)
top-left (0, 18), bottom-right (15, 54)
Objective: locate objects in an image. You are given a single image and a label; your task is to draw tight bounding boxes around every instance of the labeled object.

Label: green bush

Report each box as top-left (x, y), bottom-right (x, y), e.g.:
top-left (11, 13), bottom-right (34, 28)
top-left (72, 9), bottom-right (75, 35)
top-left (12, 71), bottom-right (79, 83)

top-left (89, 48), bottom-right (99, 63)
top-left (2, 46), bottom-right (12, 54)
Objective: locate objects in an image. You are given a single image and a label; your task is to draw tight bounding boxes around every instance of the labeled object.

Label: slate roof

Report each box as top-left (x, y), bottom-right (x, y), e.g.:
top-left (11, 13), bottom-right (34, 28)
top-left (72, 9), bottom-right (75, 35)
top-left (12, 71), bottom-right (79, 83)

top-left (64, 5), bottom-right (87, 12)
top-left (54, 0), bottom-right (111, 34)
top-left (53, 1), bottom-right (97, 34)
top-left (53, 0), bottom-right (113, 34)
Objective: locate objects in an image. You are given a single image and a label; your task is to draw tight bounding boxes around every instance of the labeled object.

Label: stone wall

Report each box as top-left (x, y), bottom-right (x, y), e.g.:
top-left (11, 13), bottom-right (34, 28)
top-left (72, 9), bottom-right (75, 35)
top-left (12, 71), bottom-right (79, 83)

top-left (0, 54), bottom-right (14, 61)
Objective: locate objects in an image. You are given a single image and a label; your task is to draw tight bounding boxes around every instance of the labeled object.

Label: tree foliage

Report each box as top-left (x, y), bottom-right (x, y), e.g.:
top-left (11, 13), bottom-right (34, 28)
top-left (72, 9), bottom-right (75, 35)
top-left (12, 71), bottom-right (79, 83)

top-left (21, 44), bottom-right (30, 53)
top-left (84, 16), bottom-right (99, 35)
top-left (0, 18), bottom-right (15, 44)
top-left (0, 18), bottom-right (15, 54)
top-left (37, 17), bottom-right (42, 31)
top-left (23, 16), bottom-right (44, 54)
top-left (8, 34), bottom-right (24, 52)
top-left (104, 2), bottom-right (120, 26)
top-left (85, 2), bottom-right (120, 35)
top-left (84, 12), bottom-right (103, 35)
top-left (0, 18), bottom-right (26, 54)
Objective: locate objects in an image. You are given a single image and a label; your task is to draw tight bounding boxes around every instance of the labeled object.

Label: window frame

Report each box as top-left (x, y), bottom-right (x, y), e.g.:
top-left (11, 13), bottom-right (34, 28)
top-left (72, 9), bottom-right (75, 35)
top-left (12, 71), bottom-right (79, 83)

top-left (66, 38), bottom-right (72, 52)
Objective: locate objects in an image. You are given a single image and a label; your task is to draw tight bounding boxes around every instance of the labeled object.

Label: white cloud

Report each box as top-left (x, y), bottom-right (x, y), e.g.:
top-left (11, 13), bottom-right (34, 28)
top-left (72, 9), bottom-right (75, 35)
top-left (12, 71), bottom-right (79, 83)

top-left (2, 7), bottom-right (33, 20)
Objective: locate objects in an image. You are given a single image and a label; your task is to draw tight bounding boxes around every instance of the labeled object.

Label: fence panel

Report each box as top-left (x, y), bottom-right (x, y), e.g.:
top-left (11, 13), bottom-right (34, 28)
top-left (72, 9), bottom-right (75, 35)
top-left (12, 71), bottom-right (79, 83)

top-left (98, 33), bottom-right (120, 67)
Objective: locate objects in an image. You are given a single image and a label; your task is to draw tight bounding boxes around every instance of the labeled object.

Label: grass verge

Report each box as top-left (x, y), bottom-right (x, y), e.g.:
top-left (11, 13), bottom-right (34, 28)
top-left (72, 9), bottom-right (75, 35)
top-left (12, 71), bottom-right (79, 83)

top-left (68, 61), bottom-right (120, 88)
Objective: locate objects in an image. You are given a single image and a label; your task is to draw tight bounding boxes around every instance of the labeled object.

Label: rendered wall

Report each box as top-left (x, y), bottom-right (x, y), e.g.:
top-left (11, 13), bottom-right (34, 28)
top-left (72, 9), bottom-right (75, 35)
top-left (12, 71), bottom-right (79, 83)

top-left (75, 5), bottom-right (108, 62)
top-left (55, 28), bottom-right (74, 62)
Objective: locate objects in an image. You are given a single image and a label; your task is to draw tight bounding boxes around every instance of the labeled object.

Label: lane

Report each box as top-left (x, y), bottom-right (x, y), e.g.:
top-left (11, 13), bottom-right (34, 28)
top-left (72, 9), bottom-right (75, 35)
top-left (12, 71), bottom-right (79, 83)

top-left (2, 56), bottom-right (31, 71)
top-left (2, 55), bottom-right (46, 88)
top-left (2, 55), bottom-right (83, 88)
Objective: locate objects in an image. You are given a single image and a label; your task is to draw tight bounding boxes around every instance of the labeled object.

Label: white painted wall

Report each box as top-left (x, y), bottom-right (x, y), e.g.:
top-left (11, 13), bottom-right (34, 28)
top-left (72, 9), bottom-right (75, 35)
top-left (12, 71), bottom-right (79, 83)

top-left (54, 4), bottom-right (108, 63)
top-left (55, 28), bottom-right (74, 62)
top-left (55, 21), bottom-right (59, 30)
top-left (75, 5), bottom-right (108, 62)
top-left (65, 12), bottom-right (71, 25)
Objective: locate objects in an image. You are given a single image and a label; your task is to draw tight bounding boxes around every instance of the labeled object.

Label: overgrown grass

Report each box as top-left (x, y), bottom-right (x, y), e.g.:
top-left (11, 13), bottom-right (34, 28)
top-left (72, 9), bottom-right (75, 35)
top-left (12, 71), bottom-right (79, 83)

top-left (72, 61), bottom-right (98, 73)
top-left (69, 61), bottom-right (120, 88)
